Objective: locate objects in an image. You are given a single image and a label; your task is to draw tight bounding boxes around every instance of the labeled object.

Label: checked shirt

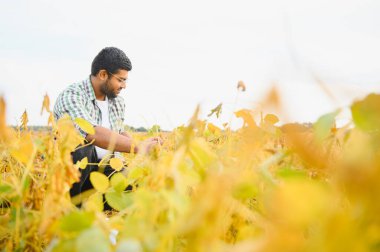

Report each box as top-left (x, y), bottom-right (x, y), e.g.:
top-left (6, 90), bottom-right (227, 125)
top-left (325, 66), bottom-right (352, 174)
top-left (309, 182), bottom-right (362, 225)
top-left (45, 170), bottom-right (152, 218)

top-left (53, 76), bottom-right (126, 137)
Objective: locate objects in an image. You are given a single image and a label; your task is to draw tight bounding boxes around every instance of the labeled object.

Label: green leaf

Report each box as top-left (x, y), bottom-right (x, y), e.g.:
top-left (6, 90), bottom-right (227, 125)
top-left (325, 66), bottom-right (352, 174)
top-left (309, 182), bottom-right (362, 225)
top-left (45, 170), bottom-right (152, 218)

top-left (76, 227), bottom-right (110, 252)
top-left (22, 176), bottom-right (31, 194)
top-left (59, 212), bottom-right (95, 233)
top-left (51, 238), bottom-right (76, 252)
top-left (110, 173), bottom-right (128, 192)
top-left (313, 110), bottom-right (339, 141)
top-left (232, 183), bottom-right (259, 200)
top-left (0, 184), bottom-right (12, 193)
top-left (127, 167), bottom-right (147, 184)
top-left (149, 124), bottom-right (161, 133)
top-left (351, 93), bottom-right (380, 132)
top-left (276, 166), bottom-right (308, 179)
top-left (105, 192), bottom-right (133, 211)
top-left (90, 172), bottom-right (109, 193)
top-left (116, 239), bottom-right (143, 252)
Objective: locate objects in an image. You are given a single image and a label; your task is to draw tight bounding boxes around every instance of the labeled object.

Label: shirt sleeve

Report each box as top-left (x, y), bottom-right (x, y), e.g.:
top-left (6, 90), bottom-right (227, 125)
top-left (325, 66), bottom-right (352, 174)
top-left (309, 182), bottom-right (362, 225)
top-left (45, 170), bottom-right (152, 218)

top-left (54, 88), bottom-right (97, 137)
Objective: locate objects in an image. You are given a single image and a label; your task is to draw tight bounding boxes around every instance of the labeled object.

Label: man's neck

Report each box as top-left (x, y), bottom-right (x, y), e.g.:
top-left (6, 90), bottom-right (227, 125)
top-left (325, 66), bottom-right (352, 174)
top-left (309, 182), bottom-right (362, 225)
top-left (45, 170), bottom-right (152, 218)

top-left (90, 75), bottom-right (106, 101)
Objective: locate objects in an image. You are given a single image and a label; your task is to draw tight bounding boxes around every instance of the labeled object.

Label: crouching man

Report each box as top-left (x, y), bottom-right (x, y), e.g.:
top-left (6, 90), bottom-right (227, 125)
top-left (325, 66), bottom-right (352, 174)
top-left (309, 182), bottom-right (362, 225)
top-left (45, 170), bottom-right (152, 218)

top-left (53, 47), bottom-right (160, 205)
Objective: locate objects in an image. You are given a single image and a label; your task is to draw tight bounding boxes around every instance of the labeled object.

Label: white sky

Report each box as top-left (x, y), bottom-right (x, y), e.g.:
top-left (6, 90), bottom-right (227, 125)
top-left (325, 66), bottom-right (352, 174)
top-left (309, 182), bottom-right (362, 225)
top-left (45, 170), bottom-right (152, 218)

top-left (1, 0), bottom-right (380, 130)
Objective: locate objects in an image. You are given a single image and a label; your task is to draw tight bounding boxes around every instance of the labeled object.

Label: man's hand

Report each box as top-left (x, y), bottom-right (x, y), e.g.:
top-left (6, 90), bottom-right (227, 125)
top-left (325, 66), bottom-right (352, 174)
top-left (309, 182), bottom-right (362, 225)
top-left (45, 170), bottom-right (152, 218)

top-left (137, 137), bottom-right (163, 155)
top-left (120, 131), bottom-right (133, 139)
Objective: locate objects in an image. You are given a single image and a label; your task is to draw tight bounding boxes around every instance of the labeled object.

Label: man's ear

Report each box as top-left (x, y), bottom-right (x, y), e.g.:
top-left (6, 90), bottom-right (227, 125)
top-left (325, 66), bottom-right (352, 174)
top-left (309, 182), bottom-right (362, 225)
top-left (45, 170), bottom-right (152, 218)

top-left (98, 70), bottom-right (108, 81)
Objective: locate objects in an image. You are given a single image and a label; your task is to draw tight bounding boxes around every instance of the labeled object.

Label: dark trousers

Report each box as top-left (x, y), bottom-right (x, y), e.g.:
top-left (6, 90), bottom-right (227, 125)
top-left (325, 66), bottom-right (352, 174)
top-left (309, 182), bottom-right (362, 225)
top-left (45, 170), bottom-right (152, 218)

top-left (70, 144), bottom-right (129, 210)
top-left (70, 144), bottom-right (99, 198)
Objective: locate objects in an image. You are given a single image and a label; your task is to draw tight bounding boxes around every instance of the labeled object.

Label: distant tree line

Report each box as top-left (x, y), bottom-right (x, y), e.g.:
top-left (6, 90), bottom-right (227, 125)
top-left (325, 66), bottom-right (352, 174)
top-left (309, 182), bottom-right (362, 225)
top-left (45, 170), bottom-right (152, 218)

top-left (11, 125), bottom-right (151, 132)
top-left (12, 123), bottom-right (313, 133)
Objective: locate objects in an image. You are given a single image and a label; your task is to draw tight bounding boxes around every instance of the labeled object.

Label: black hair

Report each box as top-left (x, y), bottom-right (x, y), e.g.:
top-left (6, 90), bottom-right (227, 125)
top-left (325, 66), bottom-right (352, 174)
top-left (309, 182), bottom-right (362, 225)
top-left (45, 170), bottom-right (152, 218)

top-left (91, 47), bottom-right (132, 76)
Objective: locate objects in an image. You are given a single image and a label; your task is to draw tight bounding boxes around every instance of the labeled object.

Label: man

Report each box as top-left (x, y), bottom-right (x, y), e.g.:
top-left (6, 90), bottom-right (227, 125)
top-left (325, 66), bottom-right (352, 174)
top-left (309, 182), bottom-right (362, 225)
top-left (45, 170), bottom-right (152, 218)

top-left (54, 47), bottom-right (159, 202)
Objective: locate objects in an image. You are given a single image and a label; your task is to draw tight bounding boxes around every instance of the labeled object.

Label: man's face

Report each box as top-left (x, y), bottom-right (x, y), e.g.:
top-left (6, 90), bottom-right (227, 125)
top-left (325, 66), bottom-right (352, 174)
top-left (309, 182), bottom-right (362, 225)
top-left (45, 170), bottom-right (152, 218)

top-left (100, 69), bottom-right (128, 99)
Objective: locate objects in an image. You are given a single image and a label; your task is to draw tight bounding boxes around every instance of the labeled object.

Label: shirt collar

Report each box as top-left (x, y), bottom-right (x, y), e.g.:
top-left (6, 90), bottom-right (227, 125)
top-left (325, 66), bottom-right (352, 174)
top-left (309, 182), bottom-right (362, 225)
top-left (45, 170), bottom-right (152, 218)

top-left (85, 75), bottom-right (97, 101)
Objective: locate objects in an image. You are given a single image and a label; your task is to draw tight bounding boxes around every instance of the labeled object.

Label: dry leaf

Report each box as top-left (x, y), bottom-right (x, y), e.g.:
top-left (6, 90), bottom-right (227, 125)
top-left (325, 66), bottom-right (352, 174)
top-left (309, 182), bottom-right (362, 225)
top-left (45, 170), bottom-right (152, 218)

top-left (237, 80), bottom-right (246, 92)
top-left (40, 93), bottom-right (51, 115)
top-left (264, 114), bottom-right (279, 125)
top-left (207, 103), bottom-right (223, 118)
top-left (21, 110), bottom-right (28, 130)
top-left (234, 109), bottom-right (257, 129)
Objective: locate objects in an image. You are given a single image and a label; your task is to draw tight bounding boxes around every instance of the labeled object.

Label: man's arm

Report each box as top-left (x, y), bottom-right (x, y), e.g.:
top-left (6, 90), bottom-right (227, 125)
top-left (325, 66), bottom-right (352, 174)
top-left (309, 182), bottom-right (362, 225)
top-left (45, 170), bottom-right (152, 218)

top-left (86, 127), bottom-right (162, 154)
top-left (120, 131), bottom-right (133, 139)
top-left (86, 126), bottom-right (136, 153)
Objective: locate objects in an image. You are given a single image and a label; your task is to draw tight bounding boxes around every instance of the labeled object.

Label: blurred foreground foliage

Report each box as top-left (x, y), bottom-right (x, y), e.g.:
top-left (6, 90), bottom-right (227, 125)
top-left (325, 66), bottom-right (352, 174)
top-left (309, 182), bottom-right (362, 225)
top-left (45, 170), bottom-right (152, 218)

top-left (0, 93), bottom-right (380, 252)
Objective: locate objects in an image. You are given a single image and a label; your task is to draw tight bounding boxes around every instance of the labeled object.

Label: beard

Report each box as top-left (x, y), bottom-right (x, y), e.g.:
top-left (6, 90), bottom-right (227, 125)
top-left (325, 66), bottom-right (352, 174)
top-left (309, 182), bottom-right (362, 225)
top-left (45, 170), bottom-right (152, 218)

top-left (100, 79), bottom-right (117, 99)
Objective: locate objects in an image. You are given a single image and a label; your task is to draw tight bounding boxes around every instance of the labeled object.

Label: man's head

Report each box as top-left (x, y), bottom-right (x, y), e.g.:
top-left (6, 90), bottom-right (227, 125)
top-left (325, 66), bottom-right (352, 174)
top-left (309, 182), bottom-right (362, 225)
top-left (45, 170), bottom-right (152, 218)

top-left (91, 47), bottom-right (132, 99)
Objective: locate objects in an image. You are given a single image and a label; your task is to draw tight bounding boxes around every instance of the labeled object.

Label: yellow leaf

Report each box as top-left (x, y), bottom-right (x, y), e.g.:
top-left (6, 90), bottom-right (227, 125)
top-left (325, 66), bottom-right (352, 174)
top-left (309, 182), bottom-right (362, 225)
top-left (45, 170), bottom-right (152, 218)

top-left (0, 97), bottom-right (12, 143)
top-left (267, 179), bottom-right (330, 227)
top-left (21, 110), bottom-right (28, 130)
top-left (195, 120), bottom-right (207, 135)
top-left (0, 97), bottom-right (6, 132)
top-left (110, 173), bottom-right (128, 192)
top-left (264, 114), bottom-right (279, 125)
top-left (74, 118), bottom-right (95, 135)
top-left (90, 172), bottom-right (109, 193)
top-left (84, 193), bottom-right (104, 212)
top-left (110, 158), bottom-right (123, 171)
top-left (182, 105), bottom-right (200, 143)
top-left (77, 157), bottom-right (88, 170)
top-left (10, 133), bottom-right (35, 165)
top-left (207, 123), bottom-right (221, 135)
top-left (188, 138), bottom-right (217, 176)
top-left (40, 93), bottom-right (51, 115)
top-left (56, 114), bottom-right (84, 151)
top-left (47, 112), bottom-right (55, 126)
top-left (234, 109), bottom-right (257, 129)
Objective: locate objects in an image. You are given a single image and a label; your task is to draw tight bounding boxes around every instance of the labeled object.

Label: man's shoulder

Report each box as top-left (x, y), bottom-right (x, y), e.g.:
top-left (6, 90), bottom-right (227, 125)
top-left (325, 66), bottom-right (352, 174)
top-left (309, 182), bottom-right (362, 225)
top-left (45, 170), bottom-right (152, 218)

top-left (54, 79), bottom-right (89, 110)
top-left (61, 79), bottom-right (87, 95)
top-left (55, 79), bottom-right (91, 104)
